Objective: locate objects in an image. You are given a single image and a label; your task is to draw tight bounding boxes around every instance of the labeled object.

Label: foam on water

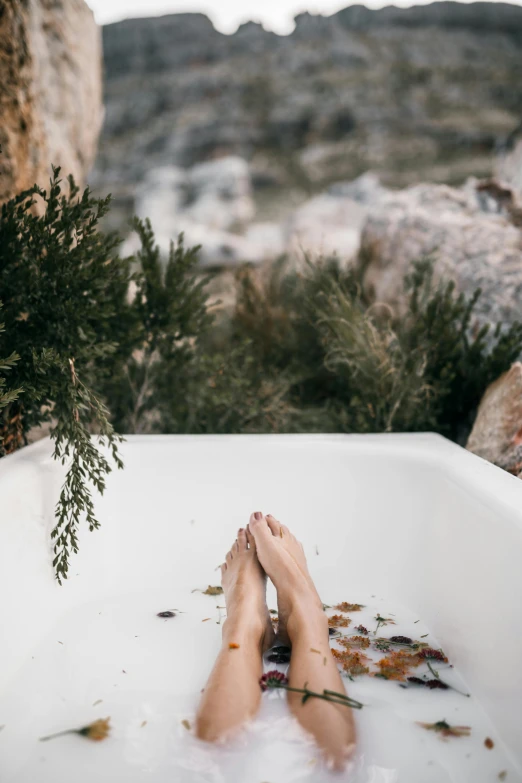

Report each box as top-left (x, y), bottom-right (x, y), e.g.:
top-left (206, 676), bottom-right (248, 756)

top-left (0, 584), bottom-right (518, 783)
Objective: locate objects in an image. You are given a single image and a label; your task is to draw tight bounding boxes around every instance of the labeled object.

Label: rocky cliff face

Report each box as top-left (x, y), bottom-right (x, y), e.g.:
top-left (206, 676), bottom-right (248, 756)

top-left (93, 2), bottom-right (522, 234)
top-left (0, 0), bottom-right (102, 204)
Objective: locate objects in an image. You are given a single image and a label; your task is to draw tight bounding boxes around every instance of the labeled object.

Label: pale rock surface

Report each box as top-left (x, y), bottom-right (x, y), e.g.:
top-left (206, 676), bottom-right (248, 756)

top-left (284, 172), bottom-right (388, 263)
top-left (495, 122), bottom-right (522, 197)
top-left (0, 0), bottom-right (102, 203)
top-left (133, 157), bottom-right (260, 265)
top-left (359, 180), bottom-right (522, 328)
top-left (285, 192), bottom-right (367, 263)
top-left (184, 157), bottom-right (255, 230)
top-left (467, 363), bottom-right (522, 478)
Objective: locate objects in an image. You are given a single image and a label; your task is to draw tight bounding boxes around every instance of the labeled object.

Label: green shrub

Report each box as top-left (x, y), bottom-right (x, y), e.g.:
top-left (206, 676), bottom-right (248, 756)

top-left (228, 256), bottom-right (522, 439)
top-left (0, 305), bottom-right (22, 415)
top-left (0, 169), bottom-right (127, 582)
top-left (100, 217), bottom-right (210, 434)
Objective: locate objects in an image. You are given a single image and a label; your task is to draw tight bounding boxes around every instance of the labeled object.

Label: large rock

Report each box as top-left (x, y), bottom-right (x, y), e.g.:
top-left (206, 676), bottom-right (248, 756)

top-left (359, 180), bottom-right (522, 328)
top-left (467, 363), bottom-right (522, 477)
top-left (0, 0), bottom-right (102, 204)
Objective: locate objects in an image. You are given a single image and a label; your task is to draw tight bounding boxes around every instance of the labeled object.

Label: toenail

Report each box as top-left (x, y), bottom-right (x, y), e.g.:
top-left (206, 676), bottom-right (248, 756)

top-left (254, 512), bottom-right (262, 520)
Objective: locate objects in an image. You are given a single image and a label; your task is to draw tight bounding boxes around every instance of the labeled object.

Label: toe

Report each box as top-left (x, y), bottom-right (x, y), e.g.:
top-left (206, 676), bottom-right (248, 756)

top-left (249, 511), bottom-right (272, 540)
top-left (221, 562), bottom-right (227, 576)
top-left (246, 524), bottom-right (256, 550)
top-left (226, 549), bottom-right (233, 563)
top-left (266, 514), bottom-right (282, 537)
top-left (237, 528), bottom-right (247, 551)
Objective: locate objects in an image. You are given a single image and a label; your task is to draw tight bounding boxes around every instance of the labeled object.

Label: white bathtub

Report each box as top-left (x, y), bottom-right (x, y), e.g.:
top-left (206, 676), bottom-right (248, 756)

top-left (0, 434), bottom-right (521, 782)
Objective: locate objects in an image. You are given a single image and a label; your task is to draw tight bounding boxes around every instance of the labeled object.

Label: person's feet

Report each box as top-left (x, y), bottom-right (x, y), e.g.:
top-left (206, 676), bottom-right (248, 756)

top-left (247, 512), bottom-right (324, 645)
top-left (220, 528), bottom-right (274, 651)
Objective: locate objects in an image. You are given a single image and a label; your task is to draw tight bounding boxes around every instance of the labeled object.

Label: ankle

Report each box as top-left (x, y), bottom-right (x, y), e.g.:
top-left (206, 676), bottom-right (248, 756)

top-left (286, 603), bottom-right (328, 644)
top-left (222, 614), bottom-right (267, 649)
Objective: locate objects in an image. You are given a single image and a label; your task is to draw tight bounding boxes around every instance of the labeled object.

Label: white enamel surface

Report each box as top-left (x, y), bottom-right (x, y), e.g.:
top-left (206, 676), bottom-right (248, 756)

top-left (0, 434), bottom-right (521, 782)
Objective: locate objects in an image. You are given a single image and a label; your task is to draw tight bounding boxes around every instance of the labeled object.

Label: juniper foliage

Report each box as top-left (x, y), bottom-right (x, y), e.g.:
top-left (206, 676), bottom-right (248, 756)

top-left (0, 169), bottom-right (127, 582)
top-left (101, 217), bottom-right (211, 433)
top-left (0, 304), bottom-right (22, 415)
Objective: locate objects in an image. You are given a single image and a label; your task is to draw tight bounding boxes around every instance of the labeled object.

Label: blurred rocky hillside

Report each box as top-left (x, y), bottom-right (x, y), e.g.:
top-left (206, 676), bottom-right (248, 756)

top-left (90, 2), bottom-right (522, 265)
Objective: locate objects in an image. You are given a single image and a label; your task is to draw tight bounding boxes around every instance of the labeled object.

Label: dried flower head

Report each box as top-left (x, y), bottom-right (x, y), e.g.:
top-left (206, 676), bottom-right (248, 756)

top-left (389, 636), bottom-right (412, 645)
top-left (416, 648), bottom-right (448, 663)
top-left (79, 718), bottom-right (111, 741)
top-left (334, 602), bottom-right (364, 612)
top-left (407, 676), bottom-right (448, 690)
top-left (342, 652), bottom-right (371, 677)
top-left (417, 720), bottom-right (470, 738)
top-left (376, 650), bottom-right (422, 681)
top-left (204, 586), bottom-right (223, 596)
top-left (260, 670), bottom-right (289, 691)
top-left (425, 679), bottom-right (449, 690)
top-left (355, 625), bottom-right (368, 635)
top-left (407, 676), bottom-right (425, 686)
top-left (40, 717), bottom-right (111, 743)
top-left (339, 635), bottom-right (370, 650)
top-left (328, 614), bottom-right (351, 628)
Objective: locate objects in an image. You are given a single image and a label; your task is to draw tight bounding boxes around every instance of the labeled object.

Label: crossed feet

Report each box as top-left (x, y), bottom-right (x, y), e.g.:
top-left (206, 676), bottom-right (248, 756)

top-left (199, 512), bottom-right (356, 770)
top-left (221, 512), bottom-right (325, 651)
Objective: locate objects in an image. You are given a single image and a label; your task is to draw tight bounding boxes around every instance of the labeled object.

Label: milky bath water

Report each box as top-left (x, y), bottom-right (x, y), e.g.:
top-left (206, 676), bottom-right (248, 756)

top-left (1, 435), bottom-right (521, 782)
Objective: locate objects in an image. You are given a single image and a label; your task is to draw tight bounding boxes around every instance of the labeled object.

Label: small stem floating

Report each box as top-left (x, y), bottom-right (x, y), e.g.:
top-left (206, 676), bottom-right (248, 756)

top-left (259, 671), bottom-right (363, 709)
top-left (40, 718), bottom-right (111, 742)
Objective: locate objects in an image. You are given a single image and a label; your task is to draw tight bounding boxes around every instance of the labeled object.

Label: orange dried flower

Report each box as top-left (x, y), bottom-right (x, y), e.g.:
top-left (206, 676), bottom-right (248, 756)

top-left (229, 643), bottom-right (240, 650)
top-left (40, 717), bottom-right (111, 743)
top-left (375, 650), bottom-right (422, 681)
top-left (390, 650), bottom-right (423, 667)
top-left (331, 648), bottom-right (351, 663)
top-left (339, 635), bottom-right (370, 650)
top-left (334, 602), bottom-right (364, 612)
top-left (331, 647), bottom-right (370, 676)
top-left (342, 652), bottom-right (371, 677)
top-left (328, 614), bottom-right (351, 628)
top-left (375, 658), bottom-right (407, 681)
top-left (81, 718), bottom-right (111, 742)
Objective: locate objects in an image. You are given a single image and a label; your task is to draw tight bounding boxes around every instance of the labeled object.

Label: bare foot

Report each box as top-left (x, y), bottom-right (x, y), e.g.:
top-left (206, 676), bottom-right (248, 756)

top-left (221, 527), bottom-right (274, 651)
top-left (247, 513), bottom-right (323, 644)
top-left (248, 514), bottom-right (356, 770)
